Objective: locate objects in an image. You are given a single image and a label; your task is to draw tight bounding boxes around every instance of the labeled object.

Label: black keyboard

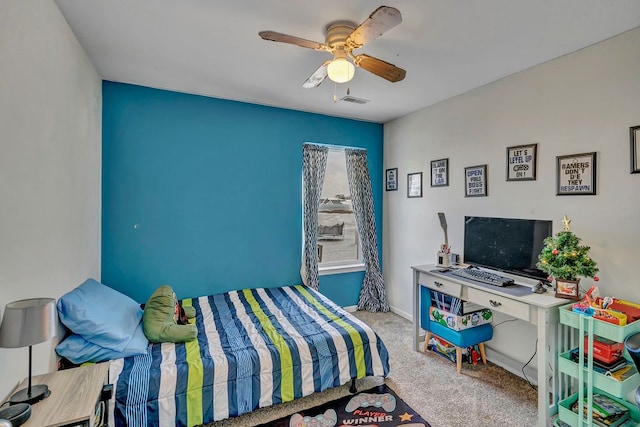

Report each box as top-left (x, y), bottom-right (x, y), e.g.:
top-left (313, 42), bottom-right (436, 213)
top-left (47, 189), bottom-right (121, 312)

top-left (450, 268), bottom-right (515, 286)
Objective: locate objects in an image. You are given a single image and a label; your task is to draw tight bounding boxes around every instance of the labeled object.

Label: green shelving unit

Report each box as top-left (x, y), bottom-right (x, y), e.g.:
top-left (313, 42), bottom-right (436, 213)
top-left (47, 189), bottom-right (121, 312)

top-left (558, 304), bottom-right (640, 427)
top-left (558, 350), bottom-right (638, 397)
top-left (558, 388), bottom-right (640, 426)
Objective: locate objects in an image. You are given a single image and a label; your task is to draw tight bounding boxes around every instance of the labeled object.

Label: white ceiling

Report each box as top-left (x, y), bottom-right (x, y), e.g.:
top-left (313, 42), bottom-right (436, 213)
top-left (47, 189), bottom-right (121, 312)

top-left (54, 0), bottom-right (640, 123)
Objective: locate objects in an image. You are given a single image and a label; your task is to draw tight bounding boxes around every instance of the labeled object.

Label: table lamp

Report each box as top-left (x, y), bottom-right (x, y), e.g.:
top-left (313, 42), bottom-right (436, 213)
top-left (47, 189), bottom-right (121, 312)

top-left (0, 297), bottom-right (57, 405)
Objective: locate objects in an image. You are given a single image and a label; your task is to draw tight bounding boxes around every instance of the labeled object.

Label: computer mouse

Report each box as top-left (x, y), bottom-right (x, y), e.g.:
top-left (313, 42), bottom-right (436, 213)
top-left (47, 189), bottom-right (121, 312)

top-left (532, 283), bottom-right (547, 294)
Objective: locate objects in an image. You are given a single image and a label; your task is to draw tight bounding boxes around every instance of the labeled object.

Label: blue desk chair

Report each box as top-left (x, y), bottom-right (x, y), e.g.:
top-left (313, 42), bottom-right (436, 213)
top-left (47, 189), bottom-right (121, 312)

top-left (423, 319), bottom-right (493, 374)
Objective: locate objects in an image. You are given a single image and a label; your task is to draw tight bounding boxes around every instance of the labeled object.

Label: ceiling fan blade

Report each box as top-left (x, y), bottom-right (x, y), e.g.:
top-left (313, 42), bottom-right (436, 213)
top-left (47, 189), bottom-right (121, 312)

top-left (302, 61), bottom-right (330, 88)
top-left (346, 6), bottom-right (402, 49)
top-left (354, 54), bottom-right (406, 82)
top-left (259, 31), bottom-right (326, 51)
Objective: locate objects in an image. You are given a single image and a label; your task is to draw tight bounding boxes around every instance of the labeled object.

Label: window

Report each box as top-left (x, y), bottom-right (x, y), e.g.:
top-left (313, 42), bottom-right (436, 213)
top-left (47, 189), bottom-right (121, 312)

top-left (316, 148), bottom-right (363, 273)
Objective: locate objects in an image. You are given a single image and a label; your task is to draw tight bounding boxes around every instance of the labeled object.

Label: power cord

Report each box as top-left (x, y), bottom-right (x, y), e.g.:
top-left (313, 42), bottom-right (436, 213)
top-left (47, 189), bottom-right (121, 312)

top-left (491, 318), bottom-right (518, 329)
top-left (490, 318), bottom-right (541, 390)
top-left (489, 318), bottom-right (551, 392)
top-left (491, 318), bottom-right (537, 389)
top-left (522, 338), bottom-right (538, 390)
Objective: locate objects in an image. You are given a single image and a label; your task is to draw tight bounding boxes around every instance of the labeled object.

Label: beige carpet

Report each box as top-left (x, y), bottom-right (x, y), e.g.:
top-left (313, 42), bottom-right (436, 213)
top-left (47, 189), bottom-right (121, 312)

top-left (202, 311), bottom-right (539, 427)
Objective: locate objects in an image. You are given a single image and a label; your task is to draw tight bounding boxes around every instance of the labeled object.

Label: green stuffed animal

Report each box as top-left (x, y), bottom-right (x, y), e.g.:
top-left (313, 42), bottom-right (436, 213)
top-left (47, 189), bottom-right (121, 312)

top-left (143, 285), bottom-right (197, 343)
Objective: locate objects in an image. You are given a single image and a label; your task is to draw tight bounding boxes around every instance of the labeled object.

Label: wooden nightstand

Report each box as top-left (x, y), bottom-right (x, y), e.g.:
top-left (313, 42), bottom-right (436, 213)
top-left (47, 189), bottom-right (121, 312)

top-left (8, 362), bottom-right (110, 427)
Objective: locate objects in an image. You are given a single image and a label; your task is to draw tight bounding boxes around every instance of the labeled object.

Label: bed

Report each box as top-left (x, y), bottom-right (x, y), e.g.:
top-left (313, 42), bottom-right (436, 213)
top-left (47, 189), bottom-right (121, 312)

top-left (106, 284), bottom-right (389, 426)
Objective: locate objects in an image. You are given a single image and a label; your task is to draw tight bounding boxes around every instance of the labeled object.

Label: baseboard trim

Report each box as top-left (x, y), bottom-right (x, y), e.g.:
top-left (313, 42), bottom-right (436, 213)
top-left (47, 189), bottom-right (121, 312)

top-left (342, 304), bottom-right (412, 319)
top-left (389, 305), bottom-right (412, 321)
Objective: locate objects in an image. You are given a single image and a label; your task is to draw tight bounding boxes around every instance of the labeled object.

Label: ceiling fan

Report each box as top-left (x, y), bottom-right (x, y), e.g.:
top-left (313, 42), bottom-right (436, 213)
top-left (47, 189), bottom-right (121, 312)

top-left (259, 6), bottom-right (406, 88)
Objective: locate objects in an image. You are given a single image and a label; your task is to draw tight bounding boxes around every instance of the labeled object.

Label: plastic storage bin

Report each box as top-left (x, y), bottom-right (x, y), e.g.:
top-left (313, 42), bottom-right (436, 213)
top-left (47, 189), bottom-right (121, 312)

top-left (560, 304), bottom-right (640, 342)
top-left (558, 350), bottom-right (639, 397)
top-left (558, 387), bottom-right (640, 427)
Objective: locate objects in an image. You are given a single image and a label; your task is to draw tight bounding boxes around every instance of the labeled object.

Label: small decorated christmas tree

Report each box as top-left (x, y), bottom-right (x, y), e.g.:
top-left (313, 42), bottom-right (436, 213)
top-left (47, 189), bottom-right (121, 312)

top-left (537, 215), bottom-right (599, 282)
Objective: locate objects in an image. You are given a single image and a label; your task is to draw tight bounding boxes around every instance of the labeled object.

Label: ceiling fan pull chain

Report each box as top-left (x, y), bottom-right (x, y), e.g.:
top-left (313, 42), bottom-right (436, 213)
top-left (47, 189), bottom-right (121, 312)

top-left (333, 83), bottom-right (337, 102)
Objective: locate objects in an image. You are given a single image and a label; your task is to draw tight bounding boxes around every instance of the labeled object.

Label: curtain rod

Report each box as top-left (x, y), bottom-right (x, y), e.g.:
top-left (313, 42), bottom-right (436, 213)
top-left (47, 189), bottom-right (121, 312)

top-left (303, 142), bottom-right (366, 151)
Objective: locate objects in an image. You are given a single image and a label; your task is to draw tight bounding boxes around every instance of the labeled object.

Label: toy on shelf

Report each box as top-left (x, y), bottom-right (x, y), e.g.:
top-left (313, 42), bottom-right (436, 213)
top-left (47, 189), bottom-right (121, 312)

top-left (608, 300), bottom-right (640, 324)
top-left (426, 335), bottom-right (483, 367)
top-left (595, 310), bottom-right (628, 326)
top-left (570, 393), bottom-right (631, 426)
top-left (427, 335), bottom-right (456, 363)
top-left (570, 286), bottom-right (640, 327)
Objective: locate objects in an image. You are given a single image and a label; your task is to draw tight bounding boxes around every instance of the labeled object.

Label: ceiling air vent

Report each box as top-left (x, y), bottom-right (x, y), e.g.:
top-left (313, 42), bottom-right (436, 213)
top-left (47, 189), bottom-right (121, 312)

top-left (340, 95), bottom-right (369, 104)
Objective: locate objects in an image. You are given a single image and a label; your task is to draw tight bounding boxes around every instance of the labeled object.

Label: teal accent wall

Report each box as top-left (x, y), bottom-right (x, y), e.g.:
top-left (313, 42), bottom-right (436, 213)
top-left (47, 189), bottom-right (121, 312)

top-left (102, 82), bottom-right (383, 305)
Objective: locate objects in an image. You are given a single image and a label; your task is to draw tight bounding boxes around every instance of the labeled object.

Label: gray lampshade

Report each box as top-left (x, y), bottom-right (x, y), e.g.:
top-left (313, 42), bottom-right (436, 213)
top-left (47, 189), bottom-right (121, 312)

top-left (0, 298), bottom-right (57, 348)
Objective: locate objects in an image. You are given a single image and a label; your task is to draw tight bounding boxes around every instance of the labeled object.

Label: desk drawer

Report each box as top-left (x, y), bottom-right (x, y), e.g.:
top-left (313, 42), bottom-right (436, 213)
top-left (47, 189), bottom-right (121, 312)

top-left (419, 272), bottom-right (462, 298)
top-left (467, 287), bottom-right (530, 322)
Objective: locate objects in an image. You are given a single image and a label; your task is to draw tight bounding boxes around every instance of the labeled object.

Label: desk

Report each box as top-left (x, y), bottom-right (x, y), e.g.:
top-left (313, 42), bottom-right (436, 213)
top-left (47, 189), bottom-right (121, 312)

top-left (6, 363), bottom-right (110, 427)
top-left (412, 264), bottom-right (567, 427)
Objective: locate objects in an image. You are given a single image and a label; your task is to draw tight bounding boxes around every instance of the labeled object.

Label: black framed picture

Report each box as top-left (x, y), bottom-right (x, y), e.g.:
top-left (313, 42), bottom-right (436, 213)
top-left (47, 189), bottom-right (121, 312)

top-left (631, 126), bottom-right (640, 174)
top-left (464, 164), bottom-right (487, 197)
top-left (385, 168), bottom-right (398, 191)
top-left (506, 143), bottom-right (537, 181)
top-left (556, 152), bottom-right (597, 195)
top-left (430, 158), bottom-right (449, 187)
top-left (407, 172), bottom-right (422, 198)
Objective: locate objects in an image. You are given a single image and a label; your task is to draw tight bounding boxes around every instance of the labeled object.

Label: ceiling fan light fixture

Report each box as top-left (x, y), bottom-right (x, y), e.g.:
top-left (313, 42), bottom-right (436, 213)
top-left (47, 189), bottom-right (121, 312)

top-left (259, 6), bottom-right (404, 87)
top-left (327, 57), bottom-right (355, 84)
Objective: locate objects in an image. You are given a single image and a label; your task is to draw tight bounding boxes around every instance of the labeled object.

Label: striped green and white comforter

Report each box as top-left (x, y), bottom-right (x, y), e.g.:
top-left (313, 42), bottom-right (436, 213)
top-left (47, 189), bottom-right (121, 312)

top-left (108, 285), bottom-right (389, 426)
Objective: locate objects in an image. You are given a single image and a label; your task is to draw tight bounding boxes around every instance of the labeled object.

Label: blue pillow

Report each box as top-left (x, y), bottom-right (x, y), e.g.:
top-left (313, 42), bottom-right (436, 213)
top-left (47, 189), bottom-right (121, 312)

top-left (57, 279), bottom-right (143, 352)
top-left (56, 321), bottom-right (149, 364)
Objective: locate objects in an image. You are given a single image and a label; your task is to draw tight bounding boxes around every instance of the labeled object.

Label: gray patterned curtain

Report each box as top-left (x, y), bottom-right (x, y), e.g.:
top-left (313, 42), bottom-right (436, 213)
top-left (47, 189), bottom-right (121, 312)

top-left (301, 143), bottom-right (329, 290)
top-left (345, 148), bottom-right (389, 312)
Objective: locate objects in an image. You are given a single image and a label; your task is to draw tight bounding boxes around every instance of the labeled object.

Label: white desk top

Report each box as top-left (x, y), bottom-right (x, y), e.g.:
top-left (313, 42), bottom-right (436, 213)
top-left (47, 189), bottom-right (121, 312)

top-left (412, 264), bottom-right (568, 309)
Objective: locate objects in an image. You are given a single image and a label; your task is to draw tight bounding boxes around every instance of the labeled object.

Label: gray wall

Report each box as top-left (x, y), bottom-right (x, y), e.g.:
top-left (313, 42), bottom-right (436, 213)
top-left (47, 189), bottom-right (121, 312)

top-left (0, 1), bottom-right (102, 399)
top-left (383, 27), bottom-right (640, 375)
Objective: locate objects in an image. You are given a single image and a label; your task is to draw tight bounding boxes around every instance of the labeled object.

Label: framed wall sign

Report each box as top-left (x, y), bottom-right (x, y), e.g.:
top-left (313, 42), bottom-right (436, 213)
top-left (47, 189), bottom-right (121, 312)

top-left (464, 164), bottom-right (487, 197)
top-left (407, 172), bottom-right (423, 198)
top-left (506, 143), bottom-right (537, 181)
top-left (556, 152), bottom-right (597, 195)
top-left (631, 126), bottom-right (640, 174)
top-left (430, 158), bottom-right (449, 187)
top-left (385, 168), bottom-right (398, 191)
